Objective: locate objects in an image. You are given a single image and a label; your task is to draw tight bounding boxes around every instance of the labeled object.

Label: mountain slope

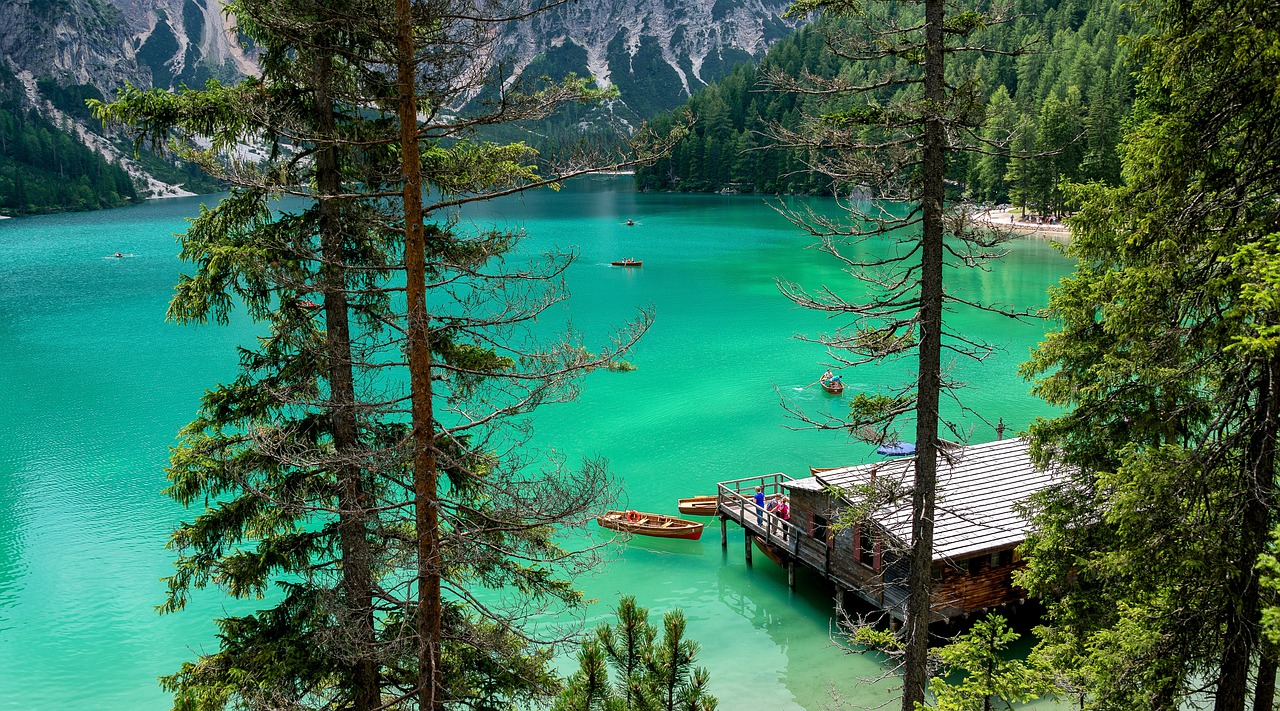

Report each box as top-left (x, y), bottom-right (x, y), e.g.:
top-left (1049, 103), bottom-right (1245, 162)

top-left (0, 0), bottom-right (798, 211)
top-left (492, 0), bottom-right (796, 120)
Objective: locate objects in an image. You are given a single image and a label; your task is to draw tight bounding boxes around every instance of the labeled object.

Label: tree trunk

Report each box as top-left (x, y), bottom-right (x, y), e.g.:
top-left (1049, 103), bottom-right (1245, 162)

top-left (394, 1), bottom-right (444, 708)
top-left (1217, 357), bottom-right (1280, 711)
top-left (1255, 638), bottom-right (1277, 711)
top-left (314, 51), bottom-right (379, 711)
top-left (900, 0), bottom-right (946, 707)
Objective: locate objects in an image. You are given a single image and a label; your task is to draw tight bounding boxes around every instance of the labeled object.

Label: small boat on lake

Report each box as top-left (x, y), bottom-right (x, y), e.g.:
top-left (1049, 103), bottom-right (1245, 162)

top-left (876, 441), bottom-right (917, 456)
top-left (821, 379), bottom-right (845, 394)
top-left (679, 492), bottom-right (779, 516)
top-left (612, 258), bottom-right (642, 267)
top-left (677, 495), bottom-right (718, 517)
top-left (597, 510), bottom-right (704, 540)
top-left (753, 536), bottom-right (787, 567)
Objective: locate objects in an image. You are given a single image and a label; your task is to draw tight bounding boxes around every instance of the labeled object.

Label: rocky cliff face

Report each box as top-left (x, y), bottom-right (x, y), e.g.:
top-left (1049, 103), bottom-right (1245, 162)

top-left (0, 0), bottom-right (256, 196)
top-left (0, 0), bottom-right (795, 195)
top-left (0, 0), bottom-right (253, 96)
top-left (2, 0), bottom-right (793, 116)
top-left (492, 0), bottom-right (797, 118)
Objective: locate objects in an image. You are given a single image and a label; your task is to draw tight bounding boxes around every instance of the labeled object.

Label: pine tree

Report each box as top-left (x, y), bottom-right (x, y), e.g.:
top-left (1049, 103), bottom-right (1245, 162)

top-left (1018, 0), bottom-right (1280, 706)
top-left (94, 0), bottom-right (683, 707)
top-left (554, 597), bottom-right (717, 711)
top-left (763, 0), bottom-right (1036, 705)
top-left (927, 615), bottom-right (1060, 711)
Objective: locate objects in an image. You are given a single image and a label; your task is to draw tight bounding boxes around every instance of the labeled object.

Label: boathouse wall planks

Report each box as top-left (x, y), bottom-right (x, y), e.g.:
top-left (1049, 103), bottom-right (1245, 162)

top-left (718, 437), bottom-right (1061, 622)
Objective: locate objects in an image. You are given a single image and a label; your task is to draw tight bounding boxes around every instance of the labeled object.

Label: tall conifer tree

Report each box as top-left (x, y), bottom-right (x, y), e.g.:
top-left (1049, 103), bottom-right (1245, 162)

top-left (96, 0), bottom-right (682, 707)
top-left (764, 1), bottom-right (1033, 706)
top-left (1019, 0), bottom-right (1280, 707)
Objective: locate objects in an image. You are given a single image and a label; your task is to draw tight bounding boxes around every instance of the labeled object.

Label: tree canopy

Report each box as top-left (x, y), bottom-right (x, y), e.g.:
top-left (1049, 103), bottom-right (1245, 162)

top-left (94, 0), bottom-right (679, 708)
top-left (636, 0), bottom-right (1138, 213)
top-left (1018, 0), bottom-right (1280, 706)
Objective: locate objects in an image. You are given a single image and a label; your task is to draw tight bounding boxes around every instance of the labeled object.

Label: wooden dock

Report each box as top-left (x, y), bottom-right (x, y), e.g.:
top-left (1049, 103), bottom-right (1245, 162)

top-left (715, 473), bottom-right (896, 611)
top-left (718, 438), bottom-right (1055, 623)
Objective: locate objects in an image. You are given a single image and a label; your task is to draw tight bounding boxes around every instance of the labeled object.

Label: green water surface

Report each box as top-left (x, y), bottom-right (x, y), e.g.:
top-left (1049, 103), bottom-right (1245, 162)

top-left (0, 177), bottom-right (1073, 709)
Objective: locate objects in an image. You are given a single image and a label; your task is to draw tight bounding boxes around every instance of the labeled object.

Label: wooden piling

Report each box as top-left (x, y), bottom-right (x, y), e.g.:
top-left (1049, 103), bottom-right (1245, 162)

top-left (745, 532), bottom-right (753, 566)
top-left (720, 516), bottom-right (727, 547)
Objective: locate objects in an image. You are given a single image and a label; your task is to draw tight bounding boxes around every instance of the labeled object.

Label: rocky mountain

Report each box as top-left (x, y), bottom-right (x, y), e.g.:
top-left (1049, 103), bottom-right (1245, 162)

top-left (0, 0), bottom-right (798, 201)
top-left (492, 0), bottom-right (797, 120)
top-left (1, 0), bottom-right (252, 95)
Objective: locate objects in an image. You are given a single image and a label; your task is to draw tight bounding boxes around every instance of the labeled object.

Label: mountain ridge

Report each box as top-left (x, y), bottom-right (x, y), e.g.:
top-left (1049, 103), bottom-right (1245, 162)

top-left (0, 0), bottom-right (797, 208)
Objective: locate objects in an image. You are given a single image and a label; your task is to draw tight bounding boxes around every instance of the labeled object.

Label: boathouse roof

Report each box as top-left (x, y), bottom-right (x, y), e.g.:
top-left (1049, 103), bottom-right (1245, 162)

top-left (784, 437), bottom-right (1059, 561)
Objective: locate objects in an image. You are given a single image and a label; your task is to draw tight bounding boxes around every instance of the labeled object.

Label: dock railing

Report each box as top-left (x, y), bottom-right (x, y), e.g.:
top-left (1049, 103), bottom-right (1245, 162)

top-left (717, 473), bottom-right (801, 555)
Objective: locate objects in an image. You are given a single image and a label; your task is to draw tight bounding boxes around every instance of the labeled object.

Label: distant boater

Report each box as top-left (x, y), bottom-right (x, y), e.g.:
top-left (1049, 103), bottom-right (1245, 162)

top-left (626, 219), bottom-right (635, 226)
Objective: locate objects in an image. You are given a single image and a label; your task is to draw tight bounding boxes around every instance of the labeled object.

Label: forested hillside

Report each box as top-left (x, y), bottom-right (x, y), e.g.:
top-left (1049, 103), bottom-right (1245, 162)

top-left (636, 0), bottom-right (1137, 213)
top-left (0, 69), bottom-right (139, 216)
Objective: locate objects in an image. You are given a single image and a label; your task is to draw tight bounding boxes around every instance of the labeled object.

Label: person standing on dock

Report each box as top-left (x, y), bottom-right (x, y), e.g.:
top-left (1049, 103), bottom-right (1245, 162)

top-left (753, 485), bottom-right (766, 524)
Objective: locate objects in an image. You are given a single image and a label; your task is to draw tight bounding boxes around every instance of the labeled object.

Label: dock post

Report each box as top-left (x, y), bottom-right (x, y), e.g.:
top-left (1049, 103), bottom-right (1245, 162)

top-left (720, 517), bottom-right (727, 548)
top-left (787, 560), bottom-right (796, 589)
top-left (745, 532), bottom-right (753, 566)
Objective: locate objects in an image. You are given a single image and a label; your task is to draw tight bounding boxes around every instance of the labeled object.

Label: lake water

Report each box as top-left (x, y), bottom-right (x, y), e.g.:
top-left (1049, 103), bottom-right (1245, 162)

top-left (0, 177), bottom-right (1073, 710)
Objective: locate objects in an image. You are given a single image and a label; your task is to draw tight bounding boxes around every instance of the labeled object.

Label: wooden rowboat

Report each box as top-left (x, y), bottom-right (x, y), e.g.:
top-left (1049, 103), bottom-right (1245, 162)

top-left (752, 536), bottom-right (787, 567)
top-left (677, 493), bottom-right (781, 516)
top-left (597, 510), bottom-right (704, 540)
top-left (677, 495), bottom-right (719, 516)
top-left (611, 258), bottom-right (642, 267)
top-left (821, 379), bottom-right (845, 394)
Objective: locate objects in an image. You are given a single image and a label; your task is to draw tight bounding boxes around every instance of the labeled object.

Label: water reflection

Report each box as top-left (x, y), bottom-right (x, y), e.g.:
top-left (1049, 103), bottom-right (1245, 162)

top-left (712, 527), bottom-right (901, 709)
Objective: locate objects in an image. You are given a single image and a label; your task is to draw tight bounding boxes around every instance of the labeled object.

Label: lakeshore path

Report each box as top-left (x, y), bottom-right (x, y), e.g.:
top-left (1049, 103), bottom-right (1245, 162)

top-left (974, 207), bottom-right (1071, 242)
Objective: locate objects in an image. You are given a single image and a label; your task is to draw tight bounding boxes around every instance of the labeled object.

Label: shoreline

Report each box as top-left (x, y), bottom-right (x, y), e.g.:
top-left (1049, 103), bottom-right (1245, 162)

top-left (975, 207), bottom-right (1071, 242)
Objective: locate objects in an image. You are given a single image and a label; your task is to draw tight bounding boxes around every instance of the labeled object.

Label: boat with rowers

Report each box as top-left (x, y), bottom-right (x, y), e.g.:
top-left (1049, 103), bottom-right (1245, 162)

top-left (597, 509), bottom-right (703, 540)
top-left (611, 258), bottom-right (642, 267)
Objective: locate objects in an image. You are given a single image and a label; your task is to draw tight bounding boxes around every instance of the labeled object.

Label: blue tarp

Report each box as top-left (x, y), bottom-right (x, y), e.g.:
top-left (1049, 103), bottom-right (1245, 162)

top-left (876, 441), bottom-right (917, 456)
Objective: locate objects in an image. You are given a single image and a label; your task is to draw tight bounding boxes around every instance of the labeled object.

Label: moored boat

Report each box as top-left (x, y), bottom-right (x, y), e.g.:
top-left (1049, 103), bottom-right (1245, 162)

top-left (752, 536), bottom-right (787, 567)
top-left (876, 441), bottom-right (917, 456)
top-left (821, 379), bottom-right (845, 394)
top-left (678, 492), bottom-right (778, 516)
top-left (597, 510), bottom-right (704, 540)
top-left (611, 258), bottom-right (642, 267)
top-left (677, 495), bottom-right (718, 517)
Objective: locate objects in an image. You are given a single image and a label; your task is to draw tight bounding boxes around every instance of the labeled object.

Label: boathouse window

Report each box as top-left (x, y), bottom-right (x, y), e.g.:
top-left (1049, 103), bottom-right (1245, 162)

top-left (858, 523), bottom-right (874, 566)
top-left (812, 514), bottom-right (831, 546)
top-left (967, 556), bottom-right (984, 575)
top-left (991, 549), bottom-right (1015, 567)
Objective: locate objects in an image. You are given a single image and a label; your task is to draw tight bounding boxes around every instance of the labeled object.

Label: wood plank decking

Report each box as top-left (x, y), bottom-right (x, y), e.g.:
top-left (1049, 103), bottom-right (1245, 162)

top-left (715, 473), bottom-right (887, 609)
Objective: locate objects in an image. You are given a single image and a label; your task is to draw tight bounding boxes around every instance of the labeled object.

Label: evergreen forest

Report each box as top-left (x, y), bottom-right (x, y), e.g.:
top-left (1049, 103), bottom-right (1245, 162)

top-left (635, 0), bottom-right (1137, 216)
top-left (0, 69), bottom-right (141, 216)
top-left (10, 0), bottom-right (1280, 706)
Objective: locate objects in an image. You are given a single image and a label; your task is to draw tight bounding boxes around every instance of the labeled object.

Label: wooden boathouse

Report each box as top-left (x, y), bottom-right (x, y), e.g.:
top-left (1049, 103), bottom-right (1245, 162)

top-left (715, 437), bottom-right (1059, 623)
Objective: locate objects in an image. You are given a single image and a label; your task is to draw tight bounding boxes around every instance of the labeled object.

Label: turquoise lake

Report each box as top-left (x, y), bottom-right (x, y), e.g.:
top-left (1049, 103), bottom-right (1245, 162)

top-left (0, 177), bottom-right (1074, 710)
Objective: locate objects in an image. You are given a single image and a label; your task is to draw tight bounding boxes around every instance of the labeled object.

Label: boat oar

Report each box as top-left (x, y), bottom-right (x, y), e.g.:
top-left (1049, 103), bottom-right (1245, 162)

top-left (803, 378), bottom-right (824, 389)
